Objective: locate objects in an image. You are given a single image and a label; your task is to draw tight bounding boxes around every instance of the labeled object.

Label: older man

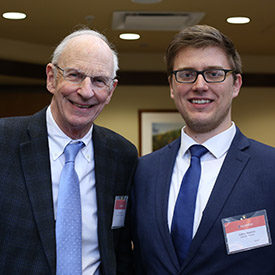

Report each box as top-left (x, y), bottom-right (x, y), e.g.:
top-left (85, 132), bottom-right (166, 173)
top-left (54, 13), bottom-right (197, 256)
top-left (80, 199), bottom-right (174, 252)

top-left (0, 29), bottom-right (137, 274)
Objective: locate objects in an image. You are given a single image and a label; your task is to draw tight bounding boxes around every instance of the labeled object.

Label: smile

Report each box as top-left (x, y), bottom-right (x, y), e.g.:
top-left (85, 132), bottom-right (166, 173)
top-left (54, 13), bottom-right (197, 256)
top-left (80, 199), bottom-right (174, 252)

top-left (70, 100), bottom-right (93, 109)
top-left (190, 99), bottom-right (212, 104)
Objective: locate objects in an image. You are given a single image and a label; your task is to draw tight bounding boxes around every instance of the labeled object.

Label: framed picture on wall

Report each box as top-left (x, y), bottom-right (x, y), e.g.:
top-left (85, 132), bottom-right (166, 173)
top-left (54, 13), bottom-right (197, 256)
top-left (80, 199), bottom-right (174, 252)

top-left (139, 110), bottom-right (185, 156)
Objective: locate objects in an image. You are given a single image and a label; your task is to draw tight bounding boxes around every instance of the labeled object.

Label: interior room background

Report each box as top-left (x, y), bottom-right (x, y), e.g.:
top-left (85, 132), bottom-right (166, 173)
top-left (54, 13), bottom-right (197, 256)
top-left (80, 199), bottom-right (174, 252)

top-left (1, 53), bottom-right (275, 154)
top-left (1, 0), bottom-right (275, 154)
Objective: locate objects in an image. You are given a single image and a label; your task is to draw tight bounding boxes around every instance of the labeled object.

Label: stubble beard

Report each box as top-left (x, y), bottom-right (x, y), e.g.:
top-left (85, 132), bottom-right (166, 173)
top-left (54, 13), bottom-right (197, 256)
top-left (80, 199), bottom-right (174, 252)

top-left (182, 105), bottom-right (232, 135)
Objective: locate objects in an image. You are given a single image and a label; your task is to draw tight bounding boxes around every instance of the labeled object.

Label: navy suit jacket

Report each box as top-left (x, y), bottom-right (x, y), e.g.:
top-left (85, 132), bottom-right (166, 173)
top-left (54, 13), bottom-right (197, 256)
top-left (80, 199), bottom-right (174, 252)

top-left (132, 128), bottom-right (275, 274)
top-left (0, 107), bottom-right (138, 274)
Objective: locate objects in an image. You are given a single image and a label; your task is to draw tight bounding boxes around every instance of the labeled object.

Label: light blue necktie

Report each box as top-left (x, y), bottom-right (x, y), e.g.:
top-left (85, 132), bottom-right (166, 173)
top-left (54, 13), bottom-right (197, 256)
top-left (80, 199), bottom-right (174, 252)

top-left (171, 144), bottom-right (208, 265)
top-left (56, 141), bottom-right (84, 275)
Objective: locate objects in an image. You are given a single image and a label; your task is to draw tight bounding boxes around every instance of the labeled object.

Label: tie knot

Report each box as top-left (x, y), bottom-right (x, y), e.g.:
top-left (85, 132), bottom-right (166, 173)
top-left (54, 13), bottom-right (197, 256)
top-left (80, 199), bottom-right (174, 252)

top-left (64, 141), bottom-right (84, 163)
top-left (189, 144), bottom-right (208, 158)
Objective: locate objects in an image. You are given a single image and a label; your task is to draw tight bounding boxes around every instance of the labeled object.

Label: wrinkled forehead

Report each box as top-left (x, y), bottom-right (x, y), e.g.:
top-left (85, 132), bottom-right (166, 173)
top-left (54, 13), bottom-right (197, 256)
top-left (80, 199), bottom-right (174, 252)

top-left (58, 35), bottom-right (114, 71)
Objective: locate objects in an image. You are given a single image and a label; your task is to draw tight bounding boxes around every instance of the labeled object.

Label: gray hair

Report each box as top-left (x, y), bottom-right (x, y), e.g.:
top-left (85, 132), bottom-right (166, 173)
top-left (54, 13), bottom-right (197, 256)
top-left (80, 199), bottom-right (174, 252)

top-left (51, 28), bottom-right (119, 78)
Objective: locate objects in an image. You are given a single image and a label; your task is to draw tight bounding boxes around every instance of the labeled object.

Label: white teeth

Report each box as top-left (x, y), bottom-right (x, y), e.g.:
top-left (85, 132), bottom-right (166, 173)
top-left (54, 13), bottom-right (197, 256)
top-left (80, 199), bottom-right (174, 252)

top-left (191, 99), bottom-right (211, 104)
top-left (74, 103), bottom-right (91, 108)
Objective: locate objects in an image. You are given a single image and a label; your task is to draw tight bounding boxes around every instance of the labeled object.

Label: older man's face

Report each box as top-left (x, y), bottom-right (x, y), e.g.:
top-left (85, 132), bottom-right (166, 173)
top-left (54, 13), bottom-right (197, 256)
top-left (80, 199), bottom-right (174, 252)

top-left (46, 35), bottom-right (117, 139)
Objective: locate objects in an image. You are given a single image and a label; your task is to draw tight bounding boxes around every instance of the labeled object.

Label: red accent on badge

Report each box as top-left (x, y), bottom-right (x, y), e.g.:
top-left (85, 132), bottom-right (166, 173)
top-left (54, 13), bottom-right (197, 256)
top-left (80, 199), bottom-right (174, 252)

top-left (115, 199), bottom-right (127, 210)
top-left (224, 215), bottom-right (266, 234)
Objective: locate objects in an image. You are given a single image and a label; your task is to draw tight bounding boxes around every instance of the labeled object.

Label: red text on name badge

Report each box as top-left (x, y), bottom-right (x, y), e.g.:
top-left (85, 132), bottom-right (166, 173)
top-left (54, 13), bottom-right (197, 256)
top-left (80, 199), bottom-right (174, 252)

top-left (224, 215), bottom-right (266, 234)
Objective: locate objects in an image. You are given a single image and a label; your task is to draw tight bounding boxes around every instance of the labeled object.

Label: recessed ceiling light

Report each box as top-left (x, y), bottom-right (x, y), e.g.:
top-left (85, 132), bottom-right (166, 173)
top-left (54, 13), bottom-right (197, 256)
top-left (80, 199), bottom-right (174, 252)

top-left (119, 33), bottom-right (140, 40)
top-left (226, 16), bottom-right (250, 24)
top-left (2, 12), bottom-right (27, 20)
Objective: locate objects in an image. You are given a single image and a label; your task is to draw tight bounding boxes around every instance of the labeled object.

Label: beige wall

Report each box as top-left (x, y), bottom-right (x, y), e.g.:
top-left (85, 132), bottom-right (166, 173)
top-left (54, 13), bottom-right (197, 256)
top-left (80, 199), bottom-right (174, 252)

top-left (95, 85), bottom-right (174, 152)
top-left (95, 85), bottom-right (275, 154)
top-left (233, 87), bottom-right (275, 147)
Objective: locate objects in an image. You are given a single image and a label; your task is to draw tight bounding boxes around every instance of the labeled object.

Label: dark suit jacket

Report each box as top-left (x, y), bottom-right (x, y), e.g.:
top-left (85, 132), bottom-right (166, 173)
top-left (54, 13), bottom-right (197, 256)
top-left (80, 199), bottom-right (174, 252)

top-left (131, 127), bottom-right (275, 274)
top-left (0, 107), bottom-right (138, 275)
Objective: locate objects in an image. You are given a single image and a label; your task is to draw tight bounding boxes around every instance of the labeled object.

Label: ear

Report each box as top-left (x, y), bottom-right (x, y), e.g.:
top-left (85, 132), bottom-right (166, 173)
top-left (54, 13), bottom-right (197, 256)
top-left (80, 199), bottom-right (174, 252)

top-left (232, 73), bottom-right (242, 99)
top-left (168, 76), bottom-right (175, 99)
top-left (106, 79), bottom-right (118, 104)
top-left (46, 63), bottom-right (56, 94)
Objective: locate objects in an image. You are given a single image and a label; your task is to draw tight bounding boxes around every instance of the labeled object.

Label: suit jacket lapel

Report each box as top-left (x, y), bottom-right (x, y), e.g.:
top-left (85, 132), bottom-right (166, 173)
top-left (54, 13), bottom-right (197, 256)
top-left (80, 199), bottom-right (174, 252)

top-left (155, 138), bottom-right (181, 268)
top-left (20, 108), bottom-right (56, 274)
top-left (93, 125), bottom-right (118, 272)
top-left (183, 128), bottom-right (250, 268)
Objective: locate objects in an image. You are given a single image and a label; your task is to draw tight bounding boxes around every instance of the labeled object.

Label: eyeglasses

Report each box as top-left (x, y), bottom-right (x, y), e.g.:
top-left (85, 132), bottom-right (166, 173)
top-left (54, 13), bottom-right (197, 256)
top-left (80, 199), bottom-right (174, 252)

top-left (171, 69), bottom-right (237, 84)
top-left (54, 64), bottom-right (115, 91)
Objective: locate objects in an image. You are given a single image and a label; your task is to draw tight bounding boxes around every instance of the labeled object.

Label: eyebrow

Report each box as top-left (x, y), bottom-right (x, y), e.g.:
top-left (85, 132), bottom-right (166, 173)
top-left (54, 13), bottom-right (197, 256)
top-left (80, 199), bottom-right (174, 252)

top-left (175, 66), bottom-right (225, 71)
top-left (65, 67), bottom-right (111, 78)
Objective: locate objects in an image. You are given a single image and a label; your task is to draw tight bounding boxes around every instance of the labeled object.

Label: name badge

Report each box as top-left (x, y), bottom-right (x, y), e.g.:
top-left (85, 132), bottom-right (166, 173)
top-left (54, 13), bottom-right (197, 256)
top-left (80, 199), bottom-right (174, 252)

top-left (221, 209), bottom-right (272, 254)
top-left (111, 196), bottom-right (128, 229)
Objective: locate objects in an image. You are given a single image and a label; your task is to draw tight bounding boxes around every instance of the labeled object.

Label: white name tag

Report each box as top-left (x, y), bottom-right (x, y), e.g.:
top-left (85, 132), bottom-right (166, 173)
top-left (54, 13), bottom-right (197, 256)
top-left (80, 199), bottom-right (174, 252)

top-left (111, 196), bottom-right (128, 229)
top-left (222, 210), bottom-right (272, 254)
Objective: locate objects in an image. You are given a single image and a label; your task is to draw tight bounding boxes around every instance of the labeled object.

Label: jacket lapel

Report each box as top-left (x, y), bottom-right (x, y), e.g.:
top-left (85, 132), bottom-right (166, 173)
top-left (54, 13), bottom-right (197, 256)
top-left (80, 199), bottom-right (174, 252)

top-left (92, 125), bottom-right (118, 272)
top-left (20, 108), bottom-right (56, 274)
top-left (155, 138), bottom-right (182, 268)
top-left (183, 128), bottom-right (250, 268)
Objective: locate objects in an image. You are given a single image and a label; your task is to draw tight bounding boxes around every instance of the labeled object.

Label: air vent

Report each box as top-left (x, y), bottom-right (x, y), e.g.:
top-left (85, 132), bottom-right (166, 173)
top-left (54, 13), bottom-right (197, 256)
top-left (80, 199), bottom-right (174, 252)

top-left (112, 11), bottom-right (205, 31)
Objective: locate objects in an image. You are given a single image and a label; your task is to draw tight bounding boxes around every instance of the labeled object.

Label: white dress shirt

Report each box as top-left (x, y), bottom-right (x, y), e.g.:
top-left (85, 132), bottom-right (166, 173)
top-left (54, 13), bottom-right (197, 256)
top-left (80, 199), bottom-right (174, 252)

top-left (168, 123), bottom-right (236, 237)
top-left (46, 106), bottom-right (100, 275)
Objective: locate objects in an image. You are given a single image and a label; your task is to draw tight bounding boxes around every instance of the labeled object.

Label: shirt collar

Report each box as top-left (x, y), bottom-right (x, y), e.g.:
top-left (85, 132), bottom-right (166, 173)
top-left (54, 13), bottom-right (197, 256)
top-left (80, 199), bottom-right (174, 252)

top-left (179, 122), bottom-right (236, 159)
top-left (46, 106), bottom-right (93, 161)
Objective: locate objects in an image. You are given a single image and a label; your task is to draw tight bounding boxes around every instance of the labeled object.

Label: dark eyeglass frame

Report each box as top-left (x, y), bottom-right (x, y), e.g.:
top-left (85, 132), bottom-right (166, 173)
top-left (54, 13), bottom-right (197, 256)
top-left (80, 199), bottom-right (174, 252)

top-left (54, 64), bottom-right (115, 90)
top-left (171, 69), bottom-right (238, 84)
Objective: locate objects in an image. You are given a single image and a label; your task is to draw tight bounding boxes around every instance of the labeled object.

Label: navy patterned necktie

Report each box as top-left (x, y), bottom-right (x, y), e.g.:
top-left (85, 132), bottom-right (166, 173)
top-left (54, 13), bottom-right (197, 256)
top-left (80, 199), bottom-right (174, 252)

top-left (171, 144), bottom-right (208, 265)
top-left (56, 141), bottom-right (84, 275)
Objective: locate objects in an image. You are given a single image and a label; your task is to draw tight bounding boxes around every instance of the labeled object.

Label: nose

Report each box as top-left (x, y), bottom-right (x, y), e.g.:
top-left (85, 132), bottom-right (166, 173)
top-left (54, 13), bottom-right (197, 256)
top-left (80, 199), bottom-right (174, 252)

top-left (192, 74), bottom-right (208, 91)
top-left (77, 77), bottom-right (95, 99)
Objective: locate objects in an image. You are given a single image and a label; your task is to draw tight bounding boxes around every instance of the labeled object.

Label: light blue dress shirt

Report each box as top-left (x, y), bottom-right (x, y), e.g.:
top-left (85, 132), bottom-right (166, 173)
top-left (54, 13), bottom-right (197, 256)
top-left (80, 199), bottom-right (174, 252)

top-left (46, 106), bottom-right (100, 275)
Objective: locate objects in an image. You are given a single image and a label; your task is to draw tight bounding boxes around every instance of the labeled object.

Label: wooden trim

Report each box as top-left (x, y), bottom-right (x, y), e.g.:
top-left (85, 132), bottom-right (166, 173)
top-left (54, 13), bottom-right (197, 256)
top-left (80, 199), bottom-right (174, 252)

top-left (0, 59), bottom-right (45, 79)
top-left (241, 73), bottom-right (275, 87)
top-left (117, 71), bottom-right (169, 86)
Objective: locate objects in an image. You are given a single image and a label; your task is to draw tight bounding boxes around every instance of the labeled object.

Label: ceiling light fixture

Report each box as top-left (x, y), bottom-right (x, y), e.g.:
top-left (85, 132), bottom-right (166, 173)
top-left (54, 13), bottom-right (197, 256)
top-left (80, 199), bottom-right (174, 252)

top-left (112, 11), bottom-right (205, 31)
top-left (2, 12), bottom-right (27, 20)
top-left (119, 33), bottom-right (140, 40)
top-left (226, 16), bottom-right (250, 24)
